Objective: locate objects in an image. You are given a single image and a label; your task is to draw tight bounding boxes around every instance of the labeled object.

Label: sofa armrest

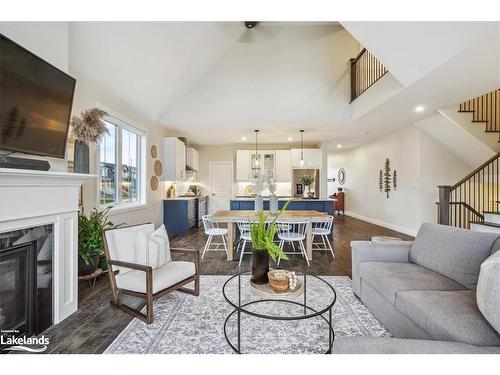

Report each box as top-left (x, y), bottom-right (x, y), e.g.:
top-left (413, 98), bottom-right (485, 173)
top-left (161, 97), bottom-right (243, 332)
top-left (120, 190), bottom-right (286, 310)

top-left (351, 240), bottom-right (413, 296)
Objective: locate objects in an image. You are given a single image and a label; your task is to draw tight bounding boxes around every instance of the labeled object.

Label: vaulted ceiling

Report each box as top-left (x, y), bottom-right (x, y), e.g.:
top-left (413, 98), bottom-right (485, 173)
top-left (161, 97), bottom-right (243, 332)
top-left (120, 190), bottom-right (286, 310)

top-left (68, 21), bottom-right (500, 148)
top-left (69, 22), bottom-right (360, 145)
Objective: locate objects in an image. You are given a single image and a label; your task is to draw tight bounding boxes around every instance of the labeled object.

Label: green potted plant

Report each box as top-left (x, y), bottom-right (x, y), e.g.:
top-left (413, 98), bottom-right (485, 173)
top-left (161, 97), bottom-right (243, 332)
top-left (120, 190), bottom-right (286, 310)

top-left (300, 174), bottom-right (315, 198)
top-left (337, 187), bottom-right (343, 192)
top-left (78, 206), bottom-right (121, 276)
top-left (249, 200), bottom-right (291, 284)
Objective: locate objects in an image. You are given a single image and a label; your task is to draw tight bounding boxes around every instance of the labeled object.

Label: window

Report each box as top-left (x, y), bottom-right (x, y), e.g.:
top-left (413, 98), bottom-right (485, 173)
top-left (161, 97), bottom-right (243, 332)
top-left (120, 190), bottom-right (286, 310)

top-left (99, 117), bottom-right (146, 208)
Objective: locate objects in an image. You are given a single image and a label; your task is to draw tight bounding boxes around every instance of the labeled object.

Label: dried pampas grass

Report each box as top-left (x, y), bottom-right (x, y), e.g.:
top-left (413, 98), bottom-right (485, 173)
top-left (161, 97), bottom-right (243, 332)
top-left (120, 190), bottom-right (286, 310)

top-left (71, 108), bottom-right (109, 144)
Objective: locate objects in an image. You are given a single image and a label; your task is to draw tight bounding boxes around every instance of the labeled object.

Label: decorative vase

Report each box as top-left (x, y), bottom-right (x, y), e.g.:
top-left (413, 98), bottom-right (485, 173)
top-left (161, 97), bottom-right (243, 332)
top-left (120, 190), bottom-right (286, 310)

top-left (74, 140), bottom-right (90, 174)
top-left (255, 194), bottom-right (264, 212)
top-left (251, 249), bottom-right (269, 284)
top-left (303, 185), bottom-right (309, 198)
top-left (269, 194), bottom-right (278, 214)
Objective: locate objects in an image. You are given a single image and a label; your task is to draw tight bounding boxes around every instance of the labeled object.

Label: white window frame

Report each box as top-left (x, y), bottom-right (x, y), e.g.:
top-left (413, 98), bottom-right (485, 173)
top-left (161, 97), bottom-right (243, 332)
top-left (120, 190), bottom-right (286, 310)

top-left (97, 114), bottom-right (147, 212)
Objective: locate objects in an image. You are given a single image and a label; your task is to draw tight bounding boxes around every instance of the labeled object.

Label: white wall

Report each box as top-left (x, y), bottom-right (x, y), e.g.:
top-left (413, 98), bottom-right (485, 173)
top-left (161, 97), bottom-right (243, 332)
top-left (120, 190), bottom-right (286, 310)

top-left (70, 69), bottom-right (172, 226)
top-left (329, 126), bottom-right (471, 235)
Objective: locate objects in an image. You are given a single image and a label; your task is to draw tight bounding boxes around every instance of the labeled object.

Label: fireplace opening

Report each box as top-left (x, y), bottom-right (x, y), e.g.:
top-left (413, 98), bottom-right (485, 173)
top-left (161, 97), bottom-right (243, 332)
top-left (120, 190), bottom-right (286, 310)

top-left (0, 225), bottom-right (53, 345)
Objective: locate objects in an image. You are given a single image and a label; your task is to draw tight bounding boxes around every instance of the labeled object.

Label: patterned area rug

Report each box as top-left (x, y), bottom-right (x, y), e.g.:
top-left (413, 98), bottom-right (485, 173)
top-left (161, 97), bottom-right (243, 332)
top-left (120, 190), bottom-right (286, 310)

top-left (105, 275), bottom-right (389, 354)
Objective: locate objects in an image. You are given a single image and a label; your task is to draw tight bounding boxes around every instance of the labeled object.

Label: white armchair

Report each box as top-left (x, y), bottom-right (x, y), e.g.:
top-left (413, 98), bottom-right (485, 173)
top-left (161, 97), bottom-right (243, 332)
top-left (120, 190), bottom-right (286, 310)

top-left (103, 223), bottom-right (200, 324)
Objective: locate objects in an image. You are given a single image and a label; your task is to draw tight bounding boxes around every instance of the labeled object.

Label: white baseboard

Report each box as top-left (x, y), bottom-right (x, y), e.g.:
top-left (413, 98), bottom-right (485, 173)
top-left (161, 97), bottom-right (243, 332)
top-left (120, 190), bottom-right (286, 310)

top-left (344, 211), bottom-right (418, 237)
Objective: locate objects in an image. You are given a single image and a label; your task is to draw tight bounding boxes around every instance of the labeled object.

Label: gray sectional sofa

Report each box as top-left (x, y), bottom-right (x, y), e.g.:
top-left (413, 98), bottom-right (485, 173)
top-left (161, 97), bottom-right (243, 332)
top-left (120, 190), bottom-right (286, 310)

top-left (334, 223), bottom-right (500, 354)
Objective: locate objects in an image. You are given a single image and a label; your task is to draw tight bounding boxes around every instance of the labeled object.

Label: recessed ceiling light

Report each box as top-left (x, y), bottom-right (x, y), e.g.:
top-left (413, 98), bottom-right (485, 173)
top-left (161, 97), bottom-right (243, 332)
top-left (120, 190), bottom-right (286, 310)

top-left (415, 105), bottom-right (425, 112)
top-left (241, 136), bottom-right (247, 141)
top-left (288, 137), bottom-right (293, 141)
top-left (337, 144), bottom-right (342, 149)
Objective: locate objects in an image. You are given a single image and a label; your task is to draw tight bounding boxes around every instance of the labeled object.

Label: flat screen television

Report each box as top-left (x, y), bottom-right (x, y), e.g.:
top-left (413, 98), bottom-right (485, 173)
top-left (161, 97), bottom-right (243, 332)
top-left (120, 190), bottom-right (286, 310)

top-left (0, 34), bottom-right (76, 159)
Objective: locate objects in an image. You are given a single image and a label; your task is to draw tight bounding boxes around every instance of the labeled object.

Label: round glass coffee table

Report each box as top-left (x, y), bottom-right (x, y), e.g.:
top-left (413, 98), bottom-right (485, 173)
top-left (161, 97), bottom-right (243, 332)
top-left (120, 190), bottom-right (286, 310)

top-left (222, 270), bottom-right (336, 354)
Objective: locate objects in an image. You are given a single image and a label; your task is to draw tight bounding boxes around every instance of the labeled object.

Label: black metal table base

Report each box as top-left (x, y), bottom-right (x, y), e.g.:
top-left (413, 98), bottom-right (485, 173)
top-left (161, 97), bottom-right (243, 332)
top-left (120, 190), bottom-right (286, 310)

top-left (223, 299), bottom-right (335, 354)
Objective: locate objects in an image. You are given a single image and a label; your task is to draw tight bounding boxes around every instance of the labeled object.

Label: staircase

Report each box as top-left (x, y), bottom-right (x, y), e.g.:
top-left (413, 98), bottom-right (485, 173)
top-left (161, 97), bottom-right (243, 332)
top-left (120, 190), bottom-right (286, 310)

top-left (458, 89), bottom-right (500, 140)
top-left (437, 89), bottom-right (500, 233)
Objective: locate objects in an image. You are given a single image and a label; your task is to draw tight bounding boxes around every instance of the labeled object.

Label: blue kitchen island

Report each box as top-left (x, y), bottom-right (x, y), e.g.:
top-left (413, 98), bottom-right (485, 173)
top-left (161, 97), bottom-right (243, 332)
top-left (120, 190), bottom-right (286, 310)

top-left (229, 198), bottom-right (335, 215)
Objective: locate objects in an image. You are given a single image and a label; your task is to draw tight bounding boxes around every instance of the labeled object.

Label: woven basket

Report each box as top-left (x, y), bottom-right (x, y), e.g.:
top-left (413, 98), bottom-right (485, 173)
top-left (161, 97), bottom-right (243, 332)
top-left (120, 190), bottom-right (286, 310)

top-left (267, 270), bottom-right (290, 293)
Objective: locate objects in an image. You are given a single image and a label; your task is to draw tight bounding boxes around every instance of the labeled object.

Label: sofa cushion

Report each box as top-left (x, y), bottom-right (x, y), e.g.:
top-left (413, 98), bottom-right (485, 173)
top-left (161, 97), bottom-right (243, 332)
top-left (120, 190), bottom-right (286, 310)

top-left (477, 251), bottom-right (500, 335)
top-left (116, 261), bottom-right (195, 294)
top-left (359, 262), bottom-right (464, 305)
top-left (395, 290), bottom-right (500, 347)
top-left (333, 337), bottom-right (500, 354)
top-left (409, 223), bottom-right (499, 290)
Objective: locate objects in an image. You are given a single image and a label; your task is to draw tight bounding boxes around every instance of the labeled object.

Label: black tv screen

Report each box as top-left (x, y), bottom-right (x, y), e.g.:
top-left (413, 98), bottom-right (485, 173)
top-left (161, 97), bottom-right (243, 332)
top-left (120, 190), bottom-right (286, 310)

top-left (0, 34), bottom-right (76, 158)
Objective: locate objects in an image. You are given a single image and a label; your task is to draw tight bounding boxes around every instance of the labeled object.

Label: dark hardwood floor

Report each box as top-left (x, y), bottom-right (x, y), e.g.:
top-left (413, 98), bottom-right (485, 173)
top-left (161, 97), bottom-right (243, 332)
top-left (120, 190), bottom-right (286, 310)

top-left (39, 214), bottom-right (413, 354)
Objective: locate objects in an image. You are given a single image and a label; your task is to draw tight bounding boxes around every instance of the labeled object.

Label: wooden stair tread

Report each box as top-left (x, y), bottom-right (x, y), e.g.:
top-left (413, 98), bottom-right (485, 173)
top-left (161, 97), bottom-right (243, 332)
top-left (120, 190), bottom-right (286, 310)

top-left (470, 221), bottom-right (500, 228)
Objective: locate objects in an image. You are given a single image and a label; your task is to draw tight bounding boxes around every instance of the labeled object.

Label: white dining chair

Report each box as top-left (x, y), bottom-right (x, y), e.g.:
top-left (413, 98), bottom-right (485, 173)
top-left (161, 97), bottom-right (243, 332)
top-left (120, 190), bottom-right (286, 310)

top-left (276, 220), bottom-right (309, 266)
top-left (312, 215), bottom-right (334, 257)
top-left (201, 215), bottom-right (229, 260)
top-left (236, 221), bottom-right (253, 266)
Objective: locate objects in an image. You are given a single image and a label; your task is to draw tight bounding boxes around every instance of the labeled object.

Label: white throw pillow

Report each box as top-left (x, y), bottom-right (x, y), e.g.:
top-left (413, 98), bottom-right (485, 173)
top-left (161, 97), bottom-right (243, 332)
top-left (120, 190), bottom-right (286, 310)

top-left (477, 251), bottom-right (500, 335)
top-left (133, 225), bottom-right (171, 269)
top-left (151, 225), bottom-right (172, 263)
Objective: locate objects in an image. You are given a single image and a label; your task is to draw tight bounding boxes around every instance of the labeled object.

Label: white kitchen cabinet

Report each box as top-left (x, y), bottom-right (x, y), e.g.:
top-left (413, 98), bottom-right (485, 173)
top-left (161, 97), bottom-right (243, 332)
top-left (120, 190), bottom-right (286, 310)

top-left (275, 150), bottom-right (291, 182)
top-left (186, 147), bottom-right (199, 171)
top-left (290, 148), bottom-right (321, 168)
top-left (163, 137), bottom-right (186, 180)
top-left (236, 149), bottom-right (250, 181)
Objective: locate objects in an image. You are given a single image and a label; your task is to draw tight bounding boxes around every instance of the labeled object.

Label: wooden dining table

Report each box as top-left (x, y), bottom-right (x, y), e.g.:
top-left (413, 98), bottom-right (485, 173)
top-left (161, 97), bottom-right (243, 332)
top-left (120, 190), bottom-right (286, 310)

top-left (210, 210), bottom-right (329, 261)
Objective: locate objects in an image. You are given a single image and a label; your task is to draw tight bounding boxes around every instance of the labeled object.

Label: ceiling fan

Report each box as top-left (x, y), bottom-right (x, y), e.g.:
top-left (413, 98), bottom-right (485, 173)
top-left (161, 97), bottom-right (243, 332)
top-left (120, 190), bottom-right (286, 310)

top-left (216, 21), bottom-right (284, 43)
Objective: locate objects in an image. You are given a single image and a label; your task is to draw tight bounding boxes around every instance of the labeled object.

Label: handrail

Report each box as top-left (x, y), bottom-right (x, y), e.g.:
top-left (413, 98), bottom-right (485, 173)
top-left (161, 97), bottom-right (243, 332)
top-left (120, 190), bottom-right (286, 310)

top-left (449, 201), bottom-right (484, 219)
top-left (350, 48), bottom-right (367, 65)
top-left (349, 48), bottom-right (388, 102)
top-left (452, 152), bottom-right (500, 189)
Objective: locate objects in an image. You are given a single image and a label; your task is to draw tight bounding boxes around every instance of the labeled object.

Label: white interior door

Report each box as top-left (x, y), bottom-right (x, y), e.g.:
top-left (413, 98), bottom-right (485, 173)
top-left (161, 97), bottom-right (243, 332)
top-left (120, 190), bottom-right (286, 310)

top-left (209, 162), bottom-right (233, 214)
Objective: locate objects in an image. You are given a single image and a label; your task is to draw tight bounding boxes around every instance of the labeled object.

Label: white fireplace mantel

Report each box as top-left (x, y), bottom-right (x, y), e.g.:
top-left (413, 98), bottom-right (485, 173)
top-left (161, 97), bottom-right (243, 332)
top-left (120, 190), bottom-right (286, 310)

top-left (0, 168), bottom-right (96, 324)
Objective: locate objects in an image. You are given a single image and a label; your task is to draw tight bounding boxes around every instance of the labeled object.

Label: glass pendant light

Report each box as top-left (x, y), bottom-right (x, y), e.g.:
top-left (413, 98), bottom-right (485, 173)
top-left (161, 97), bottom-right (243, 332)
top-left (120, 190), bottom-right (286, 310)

top-left (253, 129), bottom-right (260, 169)
top-left (299, 129), bottom-right (305, 167)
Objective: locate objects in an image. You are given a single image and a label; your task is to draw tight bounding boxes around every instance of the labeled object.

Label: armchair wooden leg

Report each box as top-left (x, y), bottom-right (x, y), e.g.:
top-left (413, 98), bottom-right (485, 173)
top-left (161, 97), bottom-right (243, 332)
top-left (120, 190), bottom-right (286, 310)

top-left (146, 270), bottom-right (153, 324)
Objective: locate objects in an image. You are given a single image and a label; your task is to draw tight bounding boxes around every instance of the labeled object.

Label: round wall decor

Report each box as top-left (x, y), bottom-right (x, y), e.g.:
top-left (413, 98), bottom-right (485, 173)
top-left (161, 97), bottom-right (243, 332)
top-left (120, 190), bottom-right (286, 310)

top-left (150, 175), bottom-right (159, 191)
top-left (154, 160), bottom-right (162, 177)
top-left (150, 145), bottom-right (158, 159)
top-left (338, 168), bottom-right (346, 185)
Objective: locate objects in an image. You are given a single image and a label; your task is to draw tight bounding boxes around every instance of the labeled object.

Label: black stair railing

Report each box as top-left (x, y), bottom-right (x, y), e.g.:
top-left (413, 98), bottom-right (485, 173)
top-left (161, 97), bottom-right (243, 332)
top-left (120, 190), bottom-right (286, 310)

top-left (459, 89), bottom-right (500, 135)
top-left (349, 48), bottom-right (388, 102)
top-left (437, 152), bottom-right (500, 229)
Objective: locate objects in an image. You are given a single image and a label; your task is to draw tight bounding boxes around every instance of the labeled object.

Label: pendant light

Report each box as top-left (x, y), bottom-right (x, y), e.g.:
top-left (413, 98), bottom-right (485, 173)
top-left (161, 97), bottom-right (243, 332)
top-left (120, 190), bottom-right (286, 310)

top-left (253, 129), bottom-right (260, 169)
top-left (299, 129), bottom-right (305, 167)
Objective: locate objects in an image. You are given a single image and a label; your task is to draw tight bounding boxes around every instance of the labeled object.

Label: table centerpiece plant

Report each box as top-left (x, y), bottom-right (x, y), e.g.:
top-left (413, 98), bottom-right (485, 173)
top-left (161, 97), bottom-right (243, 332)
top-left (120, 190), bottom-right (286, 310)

top-left (78, 206), bottom-right (122, 276)
top-left (249, 200), bottom-right (291, 284)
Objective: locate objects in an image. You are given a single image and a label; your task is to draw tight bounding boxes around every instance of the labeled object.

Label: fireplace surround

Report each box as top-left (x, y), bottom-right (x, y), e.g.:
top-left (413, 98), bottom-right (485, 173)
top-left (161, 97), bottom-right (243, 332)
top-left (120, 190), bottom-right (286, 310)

top-left (0, 168), bottom-right (94, 331)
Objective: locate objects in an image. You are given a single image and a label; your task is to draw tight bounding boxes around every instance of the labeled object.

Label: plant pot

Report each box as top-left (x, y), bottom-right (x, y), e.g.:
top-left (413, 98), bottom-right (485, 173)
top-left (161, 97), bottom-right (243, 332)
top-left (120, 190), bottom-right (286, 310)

top-left (74, 140), bottom-right (90, 174)
top-left (98, 255), bottom-right (108, 272)
top-left (251, 249), bottom-right (269, 284)
top-left (78, 252), bottom-right (100, 276)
